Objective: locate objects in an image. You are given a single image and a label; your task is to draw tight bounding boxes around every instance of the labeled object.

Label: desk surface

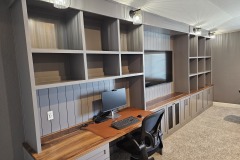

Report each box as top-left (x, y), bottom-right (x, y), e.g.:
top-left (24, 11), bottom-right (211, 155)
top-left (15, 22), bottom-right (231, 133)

top-left (25, 107), bottom-right (152, 160)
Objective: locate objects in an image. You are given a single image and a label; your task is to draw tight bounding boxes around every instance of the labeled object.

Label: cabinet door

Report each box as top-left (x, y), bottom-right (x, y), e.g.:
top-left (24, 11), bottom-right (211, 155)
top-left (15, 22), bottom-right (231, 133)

top-left (184, 98), bottom-right (191, 122)
top-left (77, 143), bottom-right (109, 160)
top-left (167, 102), bottom-right (181, 134)
top-left (167, 104), bottom-right (174, 133)
top-left (174, 102), bottom-right (181, 129)
top-left (196, 92), bottom-right (203, 114)
top-left (208, 87), bottom-right (213, 107)
top-left (160, 106), bottom-right (167, 136)
top-left (203, 89), bottom-right (208, 109)
top-left (180, 98), bottom-right (191, 125)
top-left (190, 94), bottom-right (197, 118)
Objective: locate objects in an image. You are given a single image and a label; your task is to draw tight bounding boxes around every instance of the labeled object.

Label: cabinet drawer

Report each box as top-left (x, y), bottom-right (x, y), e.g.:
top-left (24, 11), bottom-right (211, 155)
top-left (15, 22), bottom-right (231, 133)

top-left (77, 143), bottom-right (109, 160)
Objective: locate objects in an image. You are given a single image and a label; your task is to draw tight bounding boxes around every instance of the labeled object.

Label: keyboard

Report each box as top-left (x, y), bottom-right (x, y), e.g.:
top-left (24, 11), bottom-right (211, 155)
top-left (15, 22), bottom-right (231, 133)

top-left (111, 116), bottom-right (140, 130)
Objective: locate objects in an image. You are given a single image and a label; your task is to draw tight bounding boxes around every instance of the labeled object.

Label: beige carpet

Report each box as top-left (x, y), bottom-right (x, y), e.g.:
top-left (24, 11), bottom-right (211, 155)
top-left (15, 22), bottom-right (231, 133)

top-left (153, 105), bottom-right (240, 160)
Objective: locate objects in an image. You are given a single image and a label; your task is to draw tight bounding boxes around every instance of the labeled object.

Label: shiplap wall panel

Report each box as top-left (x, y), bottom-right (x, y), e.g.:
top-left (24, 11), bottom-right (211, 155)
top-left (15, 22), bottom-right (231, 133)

top-left (38, 89), bottom-right (51, 135)
top-left (73, 84), bottom-right (82, 124)
top-left (57, 87), bottom-right (68, 130)
top-left (145, 83), bottom-right (173, 102)
top-left (37, 79), bottom-right (133, 136)
top-left (80, 83), bottom-right (88, 122)
top-left (87, 83), bottom-right (94, 120)
top-left (49, 88), bottom-right (60, 133)
top-left (66, 86), bottom-right (76, 127)
top-left (144, 31), bottom-right (171, 51)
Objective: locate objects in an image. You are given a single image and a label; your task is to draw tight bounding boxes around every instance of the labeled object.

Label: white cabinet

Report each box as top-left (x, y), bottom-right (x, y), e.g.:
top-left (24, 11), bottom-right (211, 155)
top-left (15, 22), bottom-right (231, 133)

top-left (77, 143), bottom-right (110, 160)
top-left (160, 106), bottom-right (168, 137)
top-left (207, 87), bottom-right (213, 107)
top-left (180, 97), bottom-right (191, 125)
top-left (190, 94), bottom-right (198, 118)
top-left (203, 89), bottom-right (208, 109)
top-left (196, 92), bottom-right (203, 114)
top-left (167, 101), bottom-right (181, 135)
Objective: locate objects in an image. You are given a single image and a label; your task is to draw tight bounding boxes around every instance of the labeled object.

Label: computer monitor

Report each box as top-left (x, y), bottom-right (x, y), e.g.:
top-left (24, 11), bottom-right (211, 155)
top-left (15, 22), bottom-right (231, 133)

top-left (102, 88), bottom-right (126, 119)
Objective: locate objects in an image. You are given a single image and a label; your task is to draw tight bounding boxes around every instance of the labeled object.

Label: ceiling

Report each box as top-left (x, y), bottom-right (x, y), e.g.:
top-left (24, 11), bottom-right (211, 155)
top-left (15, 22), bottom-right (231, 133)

top-left (112, 0), bottom-right (240, 34)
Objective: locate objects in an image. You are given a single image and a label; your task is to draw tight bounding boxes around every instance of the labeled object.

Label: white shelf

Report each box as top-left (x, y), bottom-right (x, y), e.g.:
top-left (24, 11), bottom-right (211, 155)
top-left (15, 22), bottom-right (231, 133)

top-left (32, 48), bottom-right (84, 54)
top-left (86, 50), bottom-right (120, 54)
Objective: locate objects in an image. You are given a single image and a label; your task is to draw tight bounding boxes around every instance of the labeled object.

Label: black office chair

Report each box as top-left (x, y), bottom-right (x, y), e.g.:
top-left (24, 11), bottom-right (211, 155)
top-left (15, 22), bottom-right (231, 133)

top-left (117, 109), bottom-right (165, 160)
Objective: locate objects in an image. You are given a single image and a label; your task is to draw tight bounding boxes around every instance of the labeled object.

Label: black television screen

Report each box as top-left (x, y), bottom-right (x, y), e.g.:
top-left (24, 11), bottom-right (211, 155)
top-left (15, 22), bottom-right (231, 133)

top-left (144, 51), bottom-right (173, 87)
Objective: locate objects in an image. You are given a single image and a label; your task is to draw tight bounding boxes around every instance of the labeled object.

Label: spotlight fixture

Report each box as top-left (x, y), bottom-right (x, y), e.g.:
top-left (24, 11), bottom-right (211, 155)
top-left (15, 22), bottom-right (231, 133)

top-left (208, 32), bottom-right (216, 39)
top-left (50, 0), bottom-right (71, 9)
top-left (193, 27), bottom-right (202, 35)
top-left (129, 9), bottom-right (142, 25)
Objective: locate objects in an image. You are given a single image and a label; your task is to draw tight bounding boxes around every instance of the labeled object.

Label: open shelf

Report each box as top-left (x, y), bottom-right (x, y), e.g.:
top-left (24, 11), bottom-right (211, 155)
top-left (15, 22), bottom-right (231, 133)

top-left (27, 6), bottom-right (83, 50)
top-left (115, 75), bottom-right (145, 109)
top-left (189, 35), bottom-right (198, 57)
top-left (32, 53), bottom-right (85, 85)
top-left (198, 58), bottom-right (205, 73)
top-left (198, 37), bottom-right (206, 57)
top-left (87, 54), bottom-right (120, 79)
top-left (190, 75), bottom-right (198, 92)
top-left (83, 12), bottom-right (119, 51)
top-left (205, 58), bottom-right (211, 71)
top-left (190, 58), bottom-right (198, 75)
top-left (205, 72), bottom-right (212, 86)
top-left (120, 20), bottom-right (143, 52)
top-left (198, 74), bottom-right (205, 89)
top-left (121, 54), bottom-right (143, 75)
top-left (206, 38), bottom-right (212, 56)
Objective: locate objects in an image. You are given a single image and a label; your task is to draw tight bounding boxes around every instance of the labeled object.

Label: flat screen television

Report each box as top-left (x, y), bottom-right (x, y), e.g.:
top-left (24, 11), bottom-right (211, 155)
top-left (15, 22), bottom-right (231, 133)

top-left (144, 51), bottom-right (173, 87)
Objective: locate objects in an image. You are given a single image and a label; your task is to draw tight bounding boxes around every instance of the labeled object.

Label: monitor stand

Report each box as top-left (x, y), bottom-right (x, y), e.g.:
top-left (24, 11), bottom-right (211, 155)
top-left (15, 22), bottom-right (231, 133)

top-left (107, 109), bottom-right (121, 119)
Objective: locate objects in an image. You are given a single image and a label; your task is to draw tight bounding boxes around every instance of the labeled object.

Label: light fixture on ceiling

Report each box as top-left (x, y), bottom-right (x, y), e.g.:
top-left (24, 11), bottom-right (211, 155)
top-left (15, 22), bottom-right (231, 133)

top-left (50, 0), bottom-right (71, 9)
top-left (193, 27), bottom-right (202, 35)
top-left (208, 32), bottom-right (216, 39)
top-left (129, 9), bottom-right (142, 25)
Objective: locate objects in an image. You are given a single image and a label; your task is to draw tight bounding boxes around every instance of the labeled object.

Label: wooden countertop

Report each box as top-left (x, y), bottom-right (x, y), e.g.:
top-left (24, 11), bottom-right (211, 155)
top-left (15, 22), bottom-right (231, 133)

top-left (146, 85), bottom-right (213, 112)
top-left (24, 107), bottom-right (152, 160)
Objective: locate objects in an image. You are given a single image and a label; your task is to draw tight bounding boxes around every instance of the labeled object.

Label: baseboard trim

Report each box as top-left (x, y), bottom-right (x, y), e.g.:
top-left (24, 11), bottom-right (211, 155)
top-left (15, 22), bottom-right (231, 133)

top-left (213, 102), bottom-right (240, 109)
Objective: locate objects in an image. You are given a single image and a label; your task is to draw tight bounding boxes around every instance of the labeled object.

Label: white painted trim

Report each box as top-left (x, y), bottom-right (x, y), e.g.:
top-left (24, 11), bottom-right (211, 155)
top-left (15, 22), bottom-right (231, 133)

top-left (213, 102), bottom-right (240, 109)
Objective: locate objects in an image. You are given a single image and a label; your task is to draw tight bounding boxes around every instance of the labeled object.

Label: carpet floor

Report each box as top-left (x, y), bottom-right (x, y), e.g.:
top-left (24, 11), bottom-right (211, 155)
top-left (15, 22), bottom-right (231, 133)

top-left (153, 104), bottom-right (240, 160)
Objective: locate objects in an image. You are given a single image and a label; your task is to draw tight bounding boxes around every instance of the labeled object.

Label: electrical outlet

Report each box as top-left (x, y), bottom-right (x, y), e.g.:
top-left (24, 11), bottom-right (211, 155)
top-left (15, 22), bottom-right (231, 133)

top-left (47, 111), bottom-right (54, 121)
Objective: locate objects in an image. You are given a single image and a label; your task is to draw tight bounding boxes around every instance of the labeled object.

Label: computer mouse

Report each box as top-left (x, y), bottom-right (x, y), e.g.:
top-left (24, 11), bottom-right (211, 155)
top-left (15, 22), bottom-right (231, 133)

top-left (137, 114), bottom-right (143, 118)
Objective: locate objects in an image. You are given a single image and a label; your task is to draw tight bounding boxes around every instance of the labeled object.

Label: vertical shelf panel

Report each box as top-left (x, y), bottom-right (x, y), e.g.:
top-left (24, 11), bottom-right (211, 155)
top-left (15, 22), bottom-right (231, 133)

top-left (198, 37), bottom-right (206, 57)
top-left (84, 12), bottom-right (119, 51)
top-left (121, 54), bottom-right (143, 75)
top-left (205, 72), bottom-right (212, 86)
top-left (32, 53), bottom-right (85, 85)
top-left (120, 20), bottom-right (143, 52)
top-left (190, 35), bottom-right (198, 57)
top-left (190, 76), bottom-right (198, 92)
top-left (198, 74), bottom-right (205, 89)
top-left (173, 34), bottom-right (189, 93)
top-left (87, 54), bottom-right (120, 79)
top-left (206, 38), bottom-right (212, 56)
top-left (28, 6), bottom-right (83, 50)
top-left (205, 58), bottom-right (211, 71)
top-left (198, 58), bottom-right (205, 73)
top-left (189, 58), bottom-right (198, 75)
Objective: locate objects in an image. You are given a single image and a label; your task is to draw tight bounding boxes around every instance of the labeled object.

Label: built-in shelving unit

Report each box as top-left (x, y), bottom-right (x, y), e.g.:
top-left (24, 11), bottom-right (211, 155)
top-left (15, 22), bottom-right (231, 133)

top-left (84, 12), bottom-right (119, 51)
top-left (12, 0), bottom-right (213, 154)
top-left (121, 54), bottom-right (143, 75)
top-left (87, 54), bottom-right (120, 79)
top-left (28, 6), bottom-right (83, 50)
top-left (188, 35), bottom-right (212, 92)
top-left (33, 53), bottom-right (85, 85)
top-left (120, 20), bottom-right (143, 52)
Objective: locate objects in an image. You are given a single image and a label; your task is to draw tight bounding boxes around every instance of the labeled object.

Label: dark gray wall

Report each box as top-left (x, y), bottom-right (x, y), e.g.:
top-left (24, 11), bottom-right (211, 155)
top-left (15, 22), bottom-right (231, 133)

top-left (0, 0), bottom-right (24, 159)
top-left (212, 31), bottom-right (240, 104)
